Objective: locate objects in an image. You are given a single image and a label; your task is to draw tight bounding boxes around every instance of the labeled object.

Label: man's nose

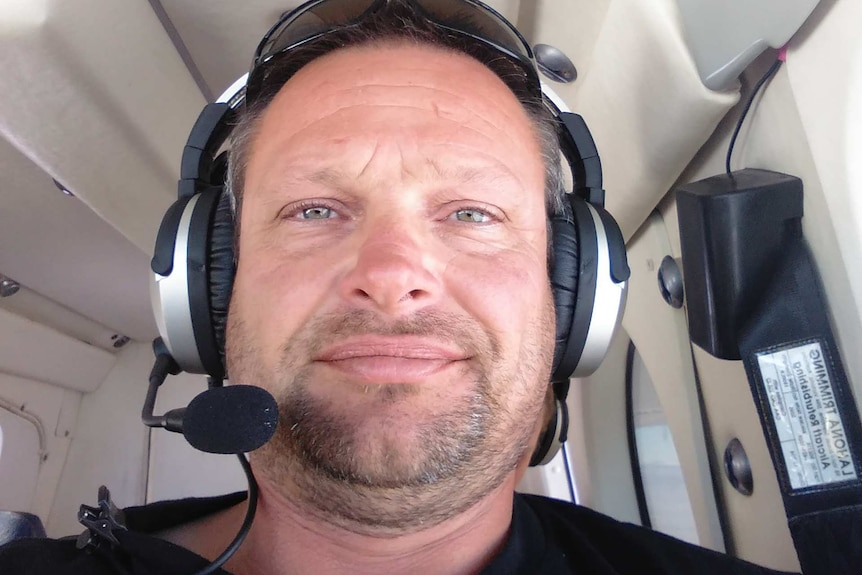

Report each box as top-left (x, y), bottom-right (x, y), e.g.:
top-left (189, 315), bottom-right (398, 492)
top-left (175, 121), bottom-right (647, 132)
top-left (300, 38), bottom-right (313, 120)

top-left (338, 228), bottom-right (442, 316)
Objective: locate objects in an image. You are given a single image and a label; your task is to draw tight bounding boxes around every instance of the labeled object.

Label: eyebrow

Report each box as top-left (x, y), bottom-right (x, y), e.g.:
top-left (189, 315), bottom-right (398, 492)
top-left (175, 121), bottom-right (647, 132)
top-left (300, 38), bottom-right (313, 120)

top-left (431, 163), bottom-right (492, 186)
top-left (304, 168), bottom-right (346, 187)
top-left (300, 161), bottom-right (508, 188)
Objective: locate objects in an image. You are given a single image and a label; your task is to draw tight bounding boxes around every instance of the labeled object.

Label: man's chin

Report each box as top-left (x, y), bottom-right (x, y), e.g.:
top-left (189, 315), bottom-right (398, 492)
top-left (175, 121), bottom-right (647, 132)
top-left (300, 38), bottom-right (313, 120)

top-left (293, 397), bottom-right (484, 486)
top-left (248, 359), bottom-right (533, 531)
top-left (317, 436), bottom-right (455, 489)
top-left (253, 404), bottom-right (510, 534)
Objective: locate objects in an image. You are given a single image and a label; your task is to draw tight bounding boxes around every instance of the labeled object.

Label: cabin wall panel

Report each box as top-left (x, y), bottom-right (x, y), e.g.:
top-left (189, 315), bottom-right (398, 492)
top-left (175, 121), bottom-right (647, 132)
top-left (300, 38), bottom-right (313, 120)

top-left (770, 0), bottom-right (862, 408)
top-left (47, 342), bottom-right (153, 537)
top-left (0, 373), bottom-right (79, 528)
top-left (651, 6), bottom-right (857, 570)
top-left (621, 213), bottom-right (725, 552)
top-left (569, 329), bottom-right (641, 525)
top-left (665, 0), bottom-right (860, 432)
top-left (0, 308), bottom-right (117, 393)
top-left (564, 0), bottom-right (737, 240)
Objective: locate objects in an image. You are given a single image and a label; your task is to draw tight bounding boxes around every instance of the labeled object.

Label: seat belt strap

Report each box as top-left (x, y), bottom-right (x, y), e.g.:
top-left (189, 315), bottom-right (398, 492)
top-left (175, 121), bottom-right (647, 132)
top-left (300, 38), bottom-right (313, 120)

top-left (677, 169), bottom-right (862, 574)
top-left (737, 237), bottom-right (862, 574)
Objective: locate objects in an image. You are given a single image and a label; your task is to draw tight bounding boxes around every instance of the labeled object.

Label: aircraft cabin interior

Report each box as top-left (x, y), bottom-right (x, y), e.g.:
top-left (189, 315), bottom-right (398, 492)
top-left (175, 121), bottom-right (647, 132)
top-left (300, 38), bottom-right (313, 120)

top-left (0, 0), bottom-right (859, 573)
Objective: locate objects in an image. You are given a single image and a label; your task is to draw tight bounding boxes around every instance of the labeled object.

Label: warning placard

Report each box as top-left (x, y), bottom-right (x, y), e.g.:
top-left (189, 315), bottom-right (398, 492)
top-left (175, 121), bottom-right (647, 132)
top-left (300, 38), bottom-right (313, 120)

top-left (757, 341), bottom-right (858, 490)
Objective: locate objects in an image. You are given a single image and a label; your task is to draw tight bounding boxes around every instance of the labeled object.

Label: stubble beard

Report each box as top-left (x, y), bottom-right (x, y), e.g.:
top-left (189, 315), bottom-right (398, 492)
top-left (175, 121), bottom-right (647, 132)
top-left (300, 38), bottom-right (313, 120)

top-left (228, 303), bottom-right (554, 535)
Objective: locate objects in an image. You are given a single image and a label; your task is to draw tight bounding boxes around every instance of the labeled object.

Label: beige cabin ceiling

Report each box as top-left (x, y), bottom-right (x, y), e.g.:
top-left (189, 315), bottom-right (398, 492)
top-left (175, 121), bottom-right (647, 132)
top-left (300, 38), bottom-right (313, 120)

top-left (0, 136), bottom-right (155, 342)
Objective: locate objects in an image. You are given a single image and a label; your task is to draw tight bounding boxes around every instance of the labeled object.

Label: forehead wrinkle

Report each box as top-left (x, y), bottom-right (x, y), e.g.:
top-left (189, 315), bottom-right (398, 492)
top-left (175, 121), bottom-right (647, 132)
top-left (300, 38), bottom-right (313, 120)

top-left (321, 81), bottom-right (523, 123)
top-left (284, 99), bottom-right (530, 158)
top-left (426, 159), bottom-right (481, 183)
top-left (424, 158), bottom-right (515, 189)
top-left (423, 142), bottom-right (539, 189)
top-left (285, 72), bottom-right (532, 136)
top-left (261, 100), bottom-right (517, 150)
top-left (357, 139), bottom-right (385, 180)
top-left (263, 106), bottom-right (533, 180)
top-left (306, 145), bottom-right (526, 192)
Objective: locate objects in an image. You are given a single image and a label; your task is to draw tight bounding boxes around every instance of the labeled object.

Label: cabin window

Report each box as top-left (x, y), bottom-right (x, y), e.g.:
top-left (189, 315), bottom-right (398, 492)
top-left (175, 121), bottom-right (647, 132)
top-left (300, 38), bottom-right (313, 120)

top-left (627, 343), bottom-right (700, 545)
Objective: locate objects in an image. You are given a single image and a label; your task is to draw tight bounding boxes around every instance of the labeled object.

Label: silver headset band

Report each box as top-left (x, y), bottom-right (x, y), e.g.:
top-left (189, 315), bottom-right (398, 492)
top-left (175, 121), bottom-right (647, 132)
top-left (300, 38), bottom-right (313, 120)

top-left (218, 73), bottom-right (249, 106)
top-left (151, 194), bottom-right (207, 374)
top-left (218, 75), bottom-right (565, 114)
top-left (540, 82), bottom-right (567, 115)
top-left (572, 203), bottom-right (627, 377)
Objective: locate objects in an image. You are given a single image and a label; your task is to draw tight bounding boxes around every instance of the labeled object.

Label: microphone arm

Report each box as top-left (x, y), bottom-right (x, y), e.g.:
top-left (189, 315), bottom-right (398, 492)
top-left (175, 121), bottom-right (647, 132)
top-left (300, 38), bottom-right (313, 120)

top-left (142, 338), bottom-right (183, 431)
top-left (139, 337), bottom-right (260, 575)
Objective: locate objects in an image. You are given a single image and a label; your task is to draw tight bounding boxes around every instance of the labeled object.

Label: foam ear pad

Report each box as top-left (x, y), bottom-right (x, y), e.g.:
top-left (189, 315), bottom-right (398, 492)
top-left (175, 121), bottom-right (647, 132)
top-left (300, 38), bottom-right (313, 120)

top-left (551, 197), bottom-right (604, 383)
top-left (530, 406), bottom-right (559, 467)
top-left (550, 197), bottom-right (579, 381)
top-left (208, 190), bottom-right (236, 371)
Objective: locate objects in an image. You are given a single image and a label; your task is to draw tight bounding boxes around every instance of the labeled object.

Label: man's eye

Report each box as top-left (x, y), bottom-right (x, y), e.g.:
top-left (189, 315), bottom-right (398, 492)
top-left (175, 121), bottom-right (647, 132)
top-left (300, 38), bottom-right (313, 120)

top-left (298, 206), bottom-right (337, 220)
top-left (452, 209), bottom-right (491, 223)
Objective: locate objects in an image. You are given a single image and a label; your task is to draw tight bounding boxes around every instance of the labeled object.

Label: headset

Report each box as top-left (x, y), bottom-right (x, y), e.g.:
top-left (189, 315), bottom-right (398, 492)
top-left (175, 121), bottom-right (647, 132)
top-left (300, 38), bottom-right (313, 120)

top-left (151, 70), bottom-right (629, 468)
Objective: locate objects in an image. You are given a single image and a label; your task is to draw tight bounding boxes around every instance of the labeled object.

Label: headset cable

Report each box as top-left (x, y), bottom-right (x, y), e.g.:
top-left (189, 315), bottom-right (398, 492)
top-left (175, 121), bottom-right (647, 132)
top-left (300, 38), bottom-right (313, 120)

top-left (725, 46), bottom-right (787, 175)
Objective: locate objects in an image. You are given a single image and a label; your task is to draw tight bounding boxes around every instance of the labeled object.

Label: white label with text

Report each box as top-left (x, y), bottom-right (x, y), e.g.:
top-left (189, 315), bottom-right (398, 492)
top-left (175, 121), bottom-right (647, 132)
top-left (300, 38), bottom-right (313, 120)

top-left (757, 342), bottom-right (857, 489)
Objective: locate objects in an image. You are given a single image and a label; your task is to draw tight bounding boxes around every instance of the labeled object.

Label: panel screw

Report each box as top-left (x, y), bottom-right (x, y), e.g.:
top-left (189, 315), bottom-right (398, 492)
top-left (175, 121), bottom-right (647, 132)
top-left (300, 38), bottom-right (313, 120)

top-left (724, 438), bottom-right (754, 496)
top-left (0, 276), bottom-right (20, 297)
top-left (657, 256), bottom-right (684, 308)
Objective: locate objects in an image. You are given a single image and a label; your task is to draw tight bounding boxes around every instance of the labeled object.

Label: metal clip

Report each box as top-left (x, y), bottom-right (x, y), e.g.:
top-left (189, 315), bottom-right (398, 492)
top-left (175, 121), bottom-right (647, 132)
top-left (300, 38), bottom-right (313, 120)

top-left (76, 485), bottom-right (128, 550)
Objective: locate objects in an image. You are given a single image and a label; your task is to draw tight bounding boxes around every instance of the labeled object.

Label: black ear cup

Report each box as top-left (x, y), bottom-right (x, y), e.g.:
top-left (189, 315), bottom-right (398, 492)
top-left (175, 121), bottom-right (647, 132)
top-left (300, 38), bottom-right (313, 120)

top-left (208, 191), bottom-right (236, 369)
top-left (151, 187), bottom-right (233, 379)
top-left (551, 196), bottom-right (597, 382)
top-left (185, 188), bottom-right (228, 379)
top-left (550, 194), bottom-right (629, 385)
top-left (550, 197), bottom-right (580, 381)
top-left (530, 397), bottom-right (570, 466)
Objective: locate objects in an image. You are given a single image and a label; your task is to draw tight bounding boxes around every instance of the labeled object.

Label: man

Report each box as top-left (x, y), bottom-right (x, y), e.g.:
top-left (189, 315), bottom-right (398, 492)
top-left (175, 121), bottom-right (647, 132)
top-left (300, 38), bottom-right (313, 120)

top-left (0, 1), bottom-right (798, 573)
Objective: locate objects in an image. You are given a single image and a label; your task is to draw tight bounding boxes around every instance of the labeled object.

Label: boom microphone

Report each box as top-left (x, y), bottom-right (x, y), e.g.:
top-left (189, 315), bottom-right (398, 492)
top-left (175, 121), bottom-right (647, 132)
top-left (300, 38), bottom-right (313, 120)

top-left (170, 385), bottom-right (279, 454)
top-left (140, 344), bottom-right (273, 575)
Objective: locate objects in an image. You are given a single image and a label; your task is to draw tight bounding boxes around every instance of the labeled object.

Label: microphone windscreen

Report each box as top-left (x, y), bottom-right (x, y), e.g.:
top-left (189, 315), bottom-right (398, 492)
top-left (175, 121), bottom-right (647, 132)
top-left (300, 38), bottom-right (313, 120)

top-left (182, 385), bottom-right (278, 454)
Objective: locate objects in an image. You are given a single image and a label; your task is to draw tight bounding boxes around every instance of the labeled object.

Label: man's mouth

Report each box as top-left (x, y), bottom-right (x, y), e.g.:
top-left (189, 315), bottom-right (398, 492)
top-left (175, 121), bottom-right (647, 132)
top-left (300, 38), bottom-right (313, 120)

top-left (313, 336), bottom-right (468, 384)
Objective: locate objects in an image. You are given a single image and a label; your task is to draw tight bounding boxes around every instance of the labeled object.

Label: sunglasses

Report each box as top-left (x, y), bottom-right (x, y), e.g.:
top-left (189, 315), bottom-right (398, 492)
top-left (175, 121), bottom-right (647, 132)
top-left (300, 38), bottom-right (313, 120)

top-left (245, 0), bottom-right (541, 105)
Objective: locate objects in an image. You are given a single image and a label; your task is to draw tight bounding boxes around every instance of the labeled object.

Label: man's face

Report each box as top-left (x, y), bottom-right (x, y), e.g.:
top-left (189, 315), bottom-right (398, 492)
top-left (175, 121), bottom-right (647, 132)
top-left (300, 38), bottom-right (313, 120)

top-left (226, 42), bottom-right (554, 530)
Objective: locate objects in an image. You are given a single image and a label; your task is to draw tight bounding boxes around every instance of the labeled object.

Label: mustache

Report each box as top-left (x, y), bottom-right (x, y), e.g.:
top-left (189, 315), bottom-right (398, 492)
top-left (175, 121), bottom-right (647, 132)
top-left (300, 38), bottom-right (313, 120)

top-left (282, 308), bottom-right (500, 360)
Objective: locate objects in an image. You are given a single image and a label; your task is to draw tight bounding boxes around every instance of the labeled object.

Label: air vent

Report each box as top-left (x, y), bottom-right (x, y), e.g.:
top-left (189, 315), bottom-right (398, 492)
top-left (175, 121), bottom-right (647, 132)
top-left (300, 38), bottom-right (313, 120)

top-left (0, 283), bottom-right (130, 352)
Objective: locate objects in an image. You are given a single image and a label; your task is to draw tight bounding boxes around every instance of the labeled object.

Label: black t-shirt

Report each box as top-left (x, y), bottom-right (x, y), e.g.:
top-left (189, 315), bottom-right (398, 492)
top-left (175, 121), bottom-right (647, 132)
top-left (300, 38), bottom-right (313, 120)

top-left (0, 492), bottom-right (797, 574)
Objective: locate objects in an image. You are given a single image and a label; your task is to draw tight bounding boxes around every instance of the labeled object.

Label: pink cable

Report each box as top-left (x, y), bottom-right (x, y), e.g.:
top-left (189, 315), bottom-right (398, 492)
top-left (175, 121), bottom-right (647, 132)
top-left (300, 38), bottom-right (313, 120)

top-left (777, 44), bottom-right (788, 62)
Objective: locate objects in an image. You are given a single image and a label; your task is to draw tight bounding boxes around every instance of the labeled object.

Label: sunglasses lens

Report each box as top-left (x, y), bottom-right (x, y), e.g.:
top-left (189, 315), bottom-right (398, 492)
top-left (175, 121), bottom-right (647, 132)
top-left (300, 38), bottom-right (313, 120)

top-left (258, 0), bottom-right (531, 64)
top-left (256, 0), bottom-right (377, 65)
top-left (416, 0), bottom-right (532, 60)
top-left (250, 0), bottom-right (538, 104)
